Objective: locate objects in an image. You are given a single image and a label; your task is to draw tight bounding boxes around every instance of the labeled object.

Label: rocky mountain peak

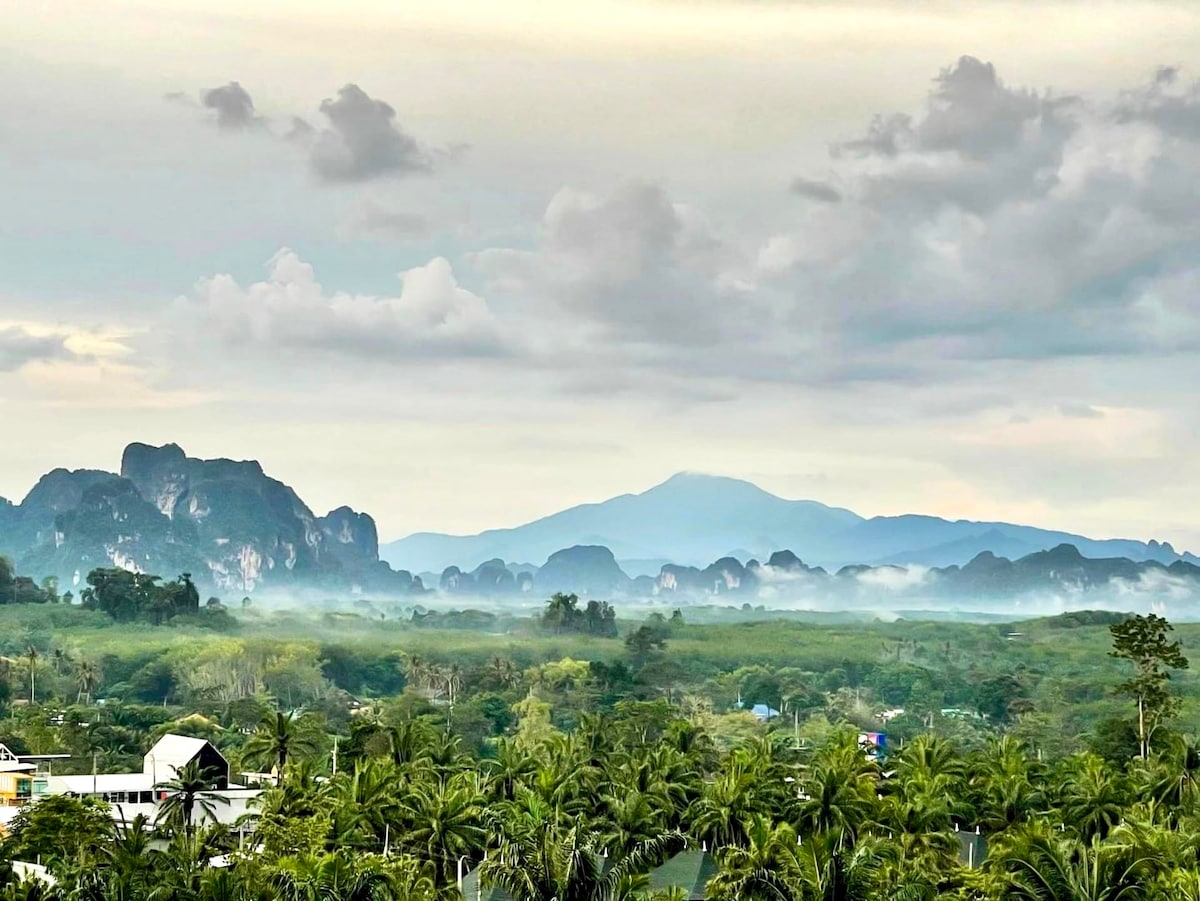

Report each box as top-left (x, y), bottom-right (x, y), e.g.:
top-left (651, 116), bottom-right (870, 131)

top-left (0, 442), bottom-right (418, 596)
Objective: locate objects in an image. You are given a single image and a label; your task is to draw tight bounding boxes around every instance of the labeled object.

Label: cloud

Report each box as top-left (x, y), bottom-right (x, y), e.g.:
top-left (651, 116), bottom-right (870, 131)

top-left (855, 564), bottom-right (931, 591)
top-left (1058, 402), bottom-right (1105, 420)
top-left (177, 249), bottom-right (506, 359)
top-left (201, 81), bottom-right (261, 130)
top-left (759, 55), bottom-right (1200, 365)
top-left (306, 84), bottom-right (429, 182)
top-left (460, 57), bottom-right (1200, 400)
top-left (19, 359), bottom-right (215, 410)
top-left (789, 177), bottom-right (841, 202)
top-left (0, 326), bottom-right (71, 371)
top-left (473, 180), bottom-right (756, 346)
top-left (343, 201), bottom-right (432, 240)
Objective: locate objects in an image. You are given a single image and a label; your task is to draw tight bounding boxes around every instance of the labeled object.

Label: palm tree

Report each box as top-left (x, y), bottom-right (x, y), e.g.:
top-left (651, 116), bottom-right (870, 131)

top-left (970, 736), bottom-right (1040, 834)
top-left (243, 710), bottom-right (319, 778)
top-left (75, 658), bottom-right (100, 705)
top-left (794, 736), bottom-right (880, 842)
top-left (156, 760), bottom-right (229, 838)
top-left (272, 852), bottom-right (398, 901)
top-left (386, 719), bottom-right (440, 767)
top-left (486, 738), bottom-right (538, 801)
top-left (329, 759), bottom-right (402, 849)
top-left (1133, 733), bottom-right (1200, 820)
top-left (1056, 754), bottom-right (1129, 844)
top-left (708, 815), bottom-right (806, 901)
top-left (487, 655), bottom-right (520, 689)
top-left (993, 825), bottom-right (1165, 901)
top-left (24, 645), bottom-right (38, 704)
top-left (481, 796), bottom-right (685, 901)
top-left (689, 755), bottom-right (768, 848)
top-left (399, 771), bottom-right (486, 884)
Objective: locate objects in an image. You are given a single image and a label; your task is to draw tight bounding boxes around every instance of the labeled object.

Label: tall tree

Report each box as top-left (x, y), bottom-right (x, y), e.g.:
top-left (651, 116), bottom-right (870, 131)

top-left (75, 658), bottom-right (101, 705)
top-left (1110, 614), bottom-right (1189, 759)
top-left (156, 760), bottom-right (228, 838)
top-left (244, 710), bottom-right (321, 777)
top-left (24, 645), bottom-right (38, 705)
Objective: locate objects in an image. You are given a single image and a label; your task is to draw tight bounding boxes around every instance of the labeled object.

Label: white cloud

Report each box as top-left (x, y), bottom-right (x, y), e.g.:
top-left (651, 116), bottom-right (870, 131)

top-left (178, 249), bottom-right (507, 359)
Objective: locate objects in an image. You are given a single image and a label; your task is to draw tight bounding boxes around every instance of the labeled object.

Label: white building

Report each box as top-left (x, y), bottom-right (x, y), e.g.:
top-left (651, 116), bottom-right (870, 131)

top-left (47, 734), bottom-right (262, 830)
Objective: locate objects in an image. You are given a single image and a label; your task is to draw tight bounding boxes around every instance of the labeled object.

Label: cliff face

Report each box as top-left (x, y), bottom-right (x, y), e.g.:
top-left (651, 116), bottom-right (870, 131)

top-left (0, 443), bottom-right (420, 595)
top-left (118, 442), bottom-right (331, 591)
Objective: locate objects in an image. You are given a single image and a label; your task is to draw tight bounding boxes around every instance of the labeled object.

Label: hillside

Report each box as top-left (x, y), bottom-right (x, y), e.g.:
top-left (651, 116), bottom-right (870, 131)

top-left (0, 443), bottom-right (421, 595)
top-left (382, 472), bottom-right (1195, 574)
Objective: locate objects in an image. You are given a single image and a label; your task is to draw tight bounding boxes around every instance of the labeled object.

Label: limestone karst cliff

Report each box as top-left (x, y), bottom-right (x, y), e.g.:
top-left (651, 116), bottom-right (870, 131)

top-left (0, 443), bottom-right (421, 595)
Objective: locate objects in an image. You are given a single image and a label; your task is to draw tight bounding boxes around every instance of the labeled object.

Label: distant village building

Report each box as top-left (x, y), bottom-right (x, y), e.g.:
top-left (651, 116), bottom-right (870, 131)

top-left (0, 745), bottom-right (38, 809)
top-left (0, 743), bottom-right (65, 823)
top-left (749, 703), bottom-right (780, 722)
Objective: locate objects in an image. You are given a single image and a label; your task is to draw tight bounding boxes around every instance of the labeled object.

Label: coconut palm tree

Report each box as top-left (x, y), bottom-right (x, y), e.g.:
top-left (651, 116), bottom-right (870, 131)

top-left (970, 736), bottom-right (1040, 834)
top-left (243, 710), bottom-right (320, 778)
top-left (794, 736), bottom-right (880, 842)
top-left (708, 815), bottom-right (806, 901)
top-left (481, 794), bottom-right (684, 901)
top-left (75, 658), bottom-right (100, 705)
top-left (992, 825), bottom-right (1164, 901)
top-left (485, 738), bottom-right (538, 801)
top-left (156, 760), bottom-right (229, 838)
top-left (398, 770), bottom-right (486, 885)
top-left (24, 645), bottom-right (38, 705)
top-left (272, 852), bottom-right (398, 901)
top-left (487, 655), bottom-right (520, 689)
top-left (1056, 754), bottom-right (1129, 844)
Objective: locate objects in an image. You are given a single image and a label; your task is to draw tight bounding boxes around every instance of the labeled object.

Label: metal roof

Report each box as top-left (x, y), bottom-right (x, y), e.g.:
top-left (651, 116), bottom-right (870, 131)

top-left (143, 734), bottom-right (221, 779)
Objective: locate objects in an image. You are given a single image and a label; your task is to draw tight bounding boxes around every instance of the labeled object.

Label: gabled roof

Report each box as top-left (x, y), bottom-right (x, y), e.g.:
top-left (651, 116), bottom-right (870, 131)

top-left (143, 734), bottom-right (223, 779)
top-left (646, 850), bottom-right (718, 900)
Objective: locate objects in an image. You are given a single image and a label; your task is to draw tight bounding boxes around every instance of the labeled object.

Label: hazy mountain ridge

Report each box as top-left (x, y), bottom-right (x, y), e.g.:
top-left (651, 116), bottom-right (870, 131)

top-left (4, 453), bottom-right (1197, 607)
top-left (382, 472), bottom-right (1196, 573)
top-left (432, 541), bottom-right (1200, 610)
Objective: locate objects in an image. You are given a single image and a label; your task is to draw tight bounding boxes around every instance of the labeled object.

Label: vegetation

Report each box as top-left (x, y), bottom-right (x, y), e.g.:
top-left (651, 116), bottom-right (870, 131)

top-left (4, 566), bottom-right (1200, 898)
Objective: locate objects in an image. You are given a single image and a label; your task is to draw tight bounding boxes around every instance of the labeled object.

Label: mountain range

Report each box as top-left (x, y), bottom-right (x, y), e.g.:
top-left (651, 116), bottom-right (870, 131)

top-left (0, 443), bottom-right (421, 595)
top-left (2, 447), bottom-right (1197, 608)
top-left (433, 542), bottom-right (1200, 610)
top-left (382, 472), bottom-right (1195, 574)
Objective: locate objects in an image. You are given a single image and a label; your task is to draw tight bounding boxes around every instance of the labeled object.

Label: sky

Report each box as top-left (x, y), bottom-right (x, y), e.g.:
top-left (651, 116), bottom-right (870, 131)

top-left (3, 0), bottom-right (1200, 549)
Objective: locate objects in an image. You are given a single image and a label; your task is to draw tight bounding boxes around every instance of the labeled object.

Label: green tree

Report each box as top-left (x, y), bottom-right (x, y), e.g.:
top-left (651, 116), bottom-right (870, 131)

top-left (244, 710), bottom-right (322, 776)
top-left (0, 795), bottom-right (111, 869)
top-left (1109, 614), bottom-right (1189, 759)
top-left (75, 658), bottom-right (100, 705)
top-left (155, 759), bottom-right (229, 838)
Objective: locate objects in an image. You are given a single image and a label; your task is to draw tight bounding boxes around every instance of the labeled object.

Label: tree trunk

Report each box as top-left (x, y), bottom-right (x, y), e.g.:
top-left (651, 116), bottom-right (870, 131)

top-left (1138, 694), bottom-right (1146, 759)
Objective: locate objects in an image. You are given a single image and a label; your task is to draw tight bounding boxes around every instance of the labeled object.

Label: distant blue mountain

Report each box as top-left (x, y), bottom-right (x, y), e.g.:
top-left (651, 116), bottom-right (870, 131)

top-left (381, 472), bottom-right (1196, 573)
